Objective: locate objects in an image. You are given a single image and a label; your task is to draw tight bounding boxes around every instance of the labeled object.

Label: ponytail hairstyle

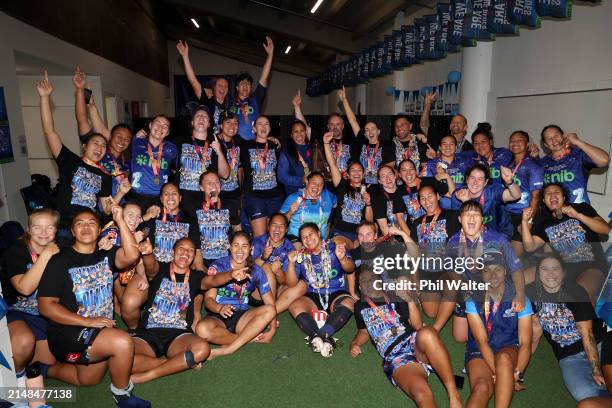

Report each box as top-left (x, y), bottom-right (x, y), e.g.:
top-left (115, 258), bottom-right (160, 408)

top-left (471, 122), bottom-right (494, 145)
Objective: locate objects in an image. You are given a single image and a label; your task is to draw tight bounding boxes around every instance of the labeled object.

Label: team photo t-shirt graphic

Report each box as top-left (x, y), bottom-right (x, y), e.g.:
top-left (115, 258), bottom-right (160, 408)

top-left (196, 208), bottom-right (230, 260)
top-left (154, 220), bottom-right (191, 263)
top-left (248, 148), bottom-right (277, 190)
top-left (416, 219), bottom-right (448, 267)
top-left (11, 262), bottom-right (38, 315)
top-left (146, 278), bottom-right (191, 329)
top-left (179, 143), bottom-right (213, 191)
top-left (70, 166), bottom-right (102, 209)
top-left (69, 257), bottom-right (114, 319)
top-left (361, 303), bottom-right (406, 356)
top-left (536, 302), bottom-right (581, 348)
top-left (360, 145), bottom-right (384, 185)
top-left (341, 193), bottom-right (366, 225)
top-left (221, 145), bottom-right (240, 192)
top-left (329, 142), bottom-right (351, 174)
top-left (402, 190), bottom-right (425, 222)
top-left (544, 219), bottom-right (594, 263)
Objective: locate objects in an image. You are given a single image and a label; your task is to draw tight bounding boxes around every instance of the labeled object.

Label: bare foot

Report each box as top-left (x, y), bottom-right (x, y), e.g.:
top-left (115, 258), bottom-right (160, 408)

top-left (208, 348), bottom-right (229, 361)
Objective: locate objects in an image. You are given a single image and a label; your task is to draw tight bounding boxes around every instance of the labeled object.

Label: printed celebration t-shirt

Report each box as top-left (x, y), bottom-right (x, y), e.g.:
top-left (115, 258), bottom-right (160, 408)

top-left (333, 179), bottom-right (367, 235)
top-left (355, 300), bottom-right (412, 357)
top-left (0, 242), bottom-right (42, 315)
top-left (195, 206), bottom-right (230, 261)
top-left (99, 151), bottom-right (130, 198)
top-left (240, 140), bottom-right (283, 198)
top-left (146, 211), bottom-right (200, 263)
top-left (178, 137), bottom-right (220, 192)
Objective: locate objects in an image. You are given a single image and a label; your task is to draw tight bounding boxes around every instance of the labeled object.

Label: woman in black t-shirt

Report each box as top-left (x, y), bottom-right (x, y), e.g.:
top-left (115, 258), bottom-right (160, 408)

top-left (36, 73), bottom-right (125, 245)
top-left (0, 209), bottom-right (59, 383)
top-left (529, 254), bottom-right (608, 402)
top-left (240, 115), bottom-right (285, 237)
top-left (323, 131), bottom-right (373, 244)
top-left (38, 207), bottom-right (149, 406)
top-left (521, 183), bottom-right (609, 299)
top-left (370, 165), bottom-right (410, 237)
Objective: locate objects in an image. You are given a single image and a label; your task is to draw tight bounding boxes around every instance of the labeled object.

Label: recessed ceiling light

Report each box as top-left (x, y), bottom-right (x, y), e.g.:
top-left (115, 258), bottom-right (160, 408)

top-left (310, 0), bottom-right (324, 14)
top-left (191, 18), bottom-right (200, 29)
top-left (285, 45), bottom-right (292, 54)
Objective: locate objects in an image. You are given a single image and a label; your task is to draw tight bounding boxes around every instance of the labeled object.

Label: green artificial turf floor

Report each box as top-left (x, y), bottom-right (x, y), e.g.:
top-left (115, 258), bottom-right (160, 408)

top-left (47, 312), bottom-right (575, 407)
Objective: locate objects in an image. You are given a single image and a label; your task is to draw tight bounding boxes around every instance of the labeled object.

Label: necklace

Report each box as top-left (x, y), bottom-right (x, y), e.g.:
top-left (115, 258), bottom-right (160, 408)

top-left (302, 241), bottom-right (333, 311)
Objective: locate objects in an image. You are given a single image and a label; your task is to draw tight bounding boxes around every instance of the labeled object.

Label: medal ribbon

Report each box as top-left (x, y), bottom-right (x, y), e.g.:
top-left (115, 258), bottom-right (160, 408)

top-left (192, 137), bottom-right (209, 170)
top-left (147, 141), bottom-right (164, 180)
top-left (420, 208), bottom-right (441, 241)
top-left (484, 297), bottom-right (500, 336)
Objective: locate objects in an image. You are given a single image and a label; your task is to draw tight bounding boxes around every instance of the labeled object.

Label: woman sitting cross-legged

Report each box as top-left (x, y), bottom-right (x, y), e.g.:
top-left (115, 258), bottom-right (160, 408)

top-left (196, 231), bottom-right (277, 359)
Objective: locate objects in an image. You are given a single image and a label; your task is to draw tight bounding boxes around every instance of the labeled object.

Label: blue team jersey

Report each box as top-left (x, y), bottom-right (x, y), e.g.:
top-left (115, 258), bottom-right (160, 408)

top-left (252, 234), bottom-right (295, 266)
top-left (99, 153), bottom-right (130, 198)
top-left (294, 241), bottom-right (350, 294)
top-left (425, 154), bottom-right (474, 188)
top-left (446, 229), bottom-right (523, 280)
top-left (280, 189), bottom-right (336, 238)
top-left (195, 208), bottom-right (230, 260)
top-left (229, 85), bottom-right (267, 140)
top-left (470, 148), bottom-right (513, 185)
top-left (540, 148), bottom-right (595, 204)
top-left (450, 184), bottom-right (513, 238)
top-left (505, 156), bottom-right (543, 214)
top-left (130, 138), bottom-right (178, 196)
top-left (466, 284), bottom-right (532, 353)
top-left (207, 256), bottom-right (270, 310)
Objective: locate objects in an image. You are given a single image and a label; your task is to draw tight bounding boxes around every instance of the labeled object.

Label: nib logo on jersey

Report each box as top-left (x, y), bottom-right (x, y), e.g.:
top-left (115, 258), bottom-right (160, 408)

top-left (543, 169), bottom-right (575, 184)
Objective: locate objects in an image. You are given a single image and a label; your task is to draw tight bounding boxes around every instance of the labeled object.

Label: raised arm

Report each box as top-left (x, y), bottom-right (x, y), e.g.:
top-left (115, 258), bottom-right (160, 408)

top-left (176, 40), bottom-right (203, 100)
top-left (501, 166), bottom-right (522, 202)
top-left (420, 92), bottom-right (436, 136)
top-left (37, 71), bottom-right (62, 158)
top-left (88, 99), bottom-right (110, 140)
top-left (567, 133), bottom-right (611, 168)
top-left (322, 132), bottom-right (342, 186)
top-left (259, 36), bottom-right (274, 87)
top-left (563, 205), bottom-right (610, 235)
top-left (292, 90), bottom-right (311, 141)
top-left (73, 66), bottom-right (92, 137)
top-left (285, 251), bottom-right (299, 288)
top-left (113, 205), bottom-right (141, 269)
top-left (338, 86), bottom-right (360, 137)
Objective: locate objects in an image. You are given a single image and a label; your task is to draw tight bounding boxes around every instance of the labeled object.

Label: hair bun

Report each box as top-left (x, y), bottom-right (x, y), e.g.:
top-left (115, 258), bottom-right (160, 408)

top-left (476, 122), bottom-right (492, 132)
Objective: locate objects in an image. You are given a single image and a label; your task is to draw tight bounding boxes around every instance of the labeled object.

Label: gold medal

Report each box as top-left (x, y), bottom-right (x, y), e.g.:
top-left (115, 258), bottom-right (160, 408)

top-left (154, 176), bottom-right (160, 185)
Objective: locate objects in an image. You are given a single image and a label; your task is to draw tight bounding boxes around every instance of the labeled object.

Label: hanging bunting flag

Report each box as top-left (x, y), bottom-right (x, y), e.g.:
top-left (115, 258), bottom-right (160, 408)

top-left (415, 18), bottom-right (427, 60)
top-left (362, 48), bottom-right (370, 82)
top-left (536, 0), bottom-right (572, 18)
top-left (392, 30), bottom-right (404, 68)
top-left (401, 25), bottom-right (421, 65)
top-left (436, 3), bottom-right (461, 52)
top-left (450, 0), bottom-right (477, 46)
top-left (394, 90), bottom-right (401, 100)
top-left (463, 0), bottom-right (496, 40)
top-left (369, 46), bottom-right (378, 77)
top-left (508, 0), bottom-right (542, 27)
top-left (403, 91), bottom-right (410, 103)
top-left (376, 41), bottom-right (386, 75)
top-left (384, 35), bottom-right (394, 72)
top-left (424, 14), bottom-right (446, 59)
top-left (487, 0), bottom-right (520, 34)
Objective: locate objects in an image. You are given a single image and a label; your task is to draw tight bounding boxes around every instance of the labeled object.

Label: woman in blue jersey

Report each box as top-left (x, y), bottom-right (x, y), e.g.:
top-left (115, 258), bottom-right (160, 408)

top-left (540, 125), bottom-right (610, 205)
top-left (470, 123), bottom-right (513, 185)
top-left (129, 114), bottom-right (178, 211)
top-left (528, 254), bottom-right (609, 402)
top-left (286, 223), bottom-right (356, 357)
top-left (281, 171), bottom-right (336, 241)
top-left (424, 134), bottom-right (473, 191)
top-left (451, 163), bottom-right (521, 239)
top-left (196, 232), bottom-right (277, 359)
top-left (464, 252), bottom-right (533, 408)
top-left (322, 131), bottom-right (372, 243)
top-left (278, 120), bottom-right (313, 196)
top-left (505, 131), bottom-right (543, 256)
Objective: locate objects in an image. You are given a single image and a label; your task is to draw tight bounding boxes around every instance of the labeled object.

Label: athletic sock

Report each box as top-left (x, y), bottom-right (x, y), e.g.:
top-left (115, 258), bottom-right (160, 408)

top-left (16, 369), bottom-right (26, 389)
top-left (295, 312), bottom-right (321, 338)
top-left (110, 380), bottom-right (134, 400)
top-left (320, 305), bottom-right (353, 337)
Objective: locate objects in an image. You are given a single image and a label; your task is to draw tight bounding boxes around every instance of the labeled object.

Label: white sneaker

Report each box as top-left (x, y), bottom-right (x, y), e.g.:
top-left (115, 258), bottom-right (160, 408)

top-left (310, 336), bottom-right (324, 353)
top-left (320, 341), bottom-right (334, 358)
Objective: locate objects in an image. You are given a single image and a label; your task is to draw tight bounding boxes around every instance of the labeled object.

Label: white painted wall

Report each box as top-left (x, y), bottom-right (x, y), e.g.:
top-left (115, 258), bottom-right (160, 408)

top-left (167, 42), bottom-right (324, 116)
top-left (0, 12), bottom-right (170, 226)
top-left (489, 3), bottom-right (612, 227)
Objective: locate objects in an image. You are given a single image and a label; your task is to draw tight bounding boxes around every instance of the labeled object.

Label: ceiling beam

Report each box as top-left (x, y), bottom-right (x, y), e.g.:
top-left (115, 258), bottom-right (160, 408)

top-left (164, 0), bottom-right (364, 54)
top-left (166, 25), bottom-right (325, 77)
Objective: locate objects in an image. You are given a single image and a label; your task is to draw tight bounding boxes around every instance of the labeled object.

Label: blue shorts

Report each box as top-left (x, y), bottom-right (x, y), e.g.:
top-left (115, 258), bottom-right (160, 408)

top-left (465, 344), bottom-right (518, 365)
top-left (383, 332), bottom-right (432, 385)
top-left (331, 227), bottom-right (357, 241)
top-left (7, 310), bottom-right (48, 341)
top-left (243, 195), bottom-right (284, 221)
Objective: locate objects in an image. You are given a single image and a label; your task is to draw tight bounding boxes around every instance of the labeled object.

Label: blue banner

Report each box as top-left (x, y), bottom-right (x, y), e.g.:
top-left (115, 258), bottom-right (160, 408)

top-left (463, 0), bottom-right (496, 40)
top-left (392, 30), bottom-right (404, 68)
top-left (451, 0), bottom-right (477, 46)
top-left (487, 0), bottom-right (520, 34)
top-left (436, 3), bottom-right (461, 52)
top-left (401, 25), bottom-right (420, 65)
top-left (536, 0), bottom-right (572, 18)
top-left (508, 0), bottom-right (542, 27)
top-left (0, 87), bottom-right (15, 164)
top-left (415, 18), bottom-right (427, 61)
